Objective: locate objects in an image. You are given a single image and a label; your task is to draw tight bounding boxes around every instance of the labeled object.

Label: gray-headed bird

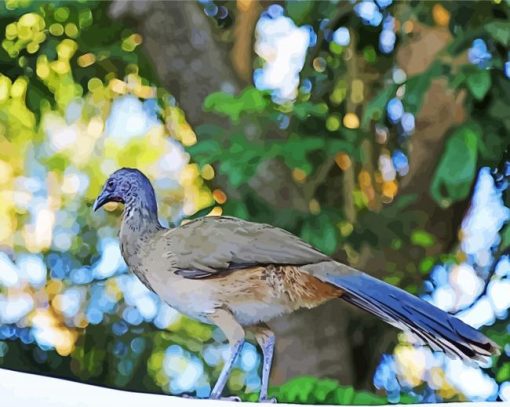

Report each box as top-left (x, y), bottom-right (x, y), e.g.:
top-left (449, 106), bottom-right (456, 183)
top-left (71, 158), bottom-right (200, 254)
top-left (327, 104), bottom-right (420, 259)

top-left (93, 168), bottom-right (499, 402)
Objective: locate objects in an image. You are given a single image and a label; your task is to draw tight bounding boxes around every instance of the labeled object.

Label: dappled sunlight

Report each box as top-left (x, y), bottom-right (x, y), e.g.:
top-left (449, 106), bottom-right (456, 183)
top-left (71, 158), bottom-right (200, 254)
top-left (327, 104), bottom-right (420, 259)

top-left (1, 1), bottom-right (510, 404)
top-left (384, 169), bottom-right (510, 400)
top-left (31, 308), bottom-right (78, 356)
top-left (0, 3), bottom-right (217, 395)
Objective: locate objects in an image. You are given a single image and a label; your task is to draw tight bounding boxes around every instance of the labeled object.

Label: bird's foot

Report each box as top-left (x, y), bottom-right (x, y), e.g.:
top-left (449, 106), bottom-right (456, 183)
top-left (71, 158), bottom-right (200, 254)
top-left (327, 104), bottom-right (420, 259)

top-left (209, 396), bottom-right (242, 402)
top-left (259, 396), bottom-right (277, 403)
top-left (181, 394), bottom-right (242, 402)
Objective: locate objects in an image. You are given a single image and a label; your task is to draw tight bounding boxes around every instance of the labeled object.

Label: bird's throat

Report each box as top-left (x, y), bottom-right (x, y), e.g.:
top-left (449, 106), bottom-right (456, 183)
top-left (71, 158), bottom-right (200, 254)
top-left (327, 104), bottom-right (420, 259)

top-left (119, 199), bottom-right (163, 261)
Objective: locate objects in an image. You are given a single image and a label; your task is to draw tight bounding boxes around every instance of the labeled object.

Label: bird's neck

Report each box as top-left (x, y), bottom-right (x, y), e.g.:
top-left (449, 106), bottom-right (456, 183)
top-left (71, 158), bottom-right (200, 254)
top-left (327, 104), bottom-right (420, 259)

top-left (123, 203), bottom-right (162, 233)
top-left (119, 192), bottom-right (164, 260)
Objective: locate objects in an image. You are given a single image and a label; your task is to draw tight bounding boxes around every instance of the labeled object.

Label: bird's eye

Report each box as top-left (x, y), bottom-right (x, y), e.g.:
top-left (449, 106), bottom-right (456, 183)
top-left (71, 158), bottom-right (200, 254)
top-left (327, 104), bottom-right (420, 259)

top-left (106, 180), bottom-right (115, 190)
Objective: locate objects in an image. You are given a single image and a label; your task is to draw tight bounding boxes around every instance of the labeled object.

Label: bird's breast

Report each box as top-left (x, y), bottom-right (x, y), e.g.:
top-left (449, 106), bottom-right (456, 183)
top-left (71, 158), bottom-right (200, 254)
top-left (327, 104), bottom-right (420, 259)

top-left (134, 262), bottom-right (220, 323)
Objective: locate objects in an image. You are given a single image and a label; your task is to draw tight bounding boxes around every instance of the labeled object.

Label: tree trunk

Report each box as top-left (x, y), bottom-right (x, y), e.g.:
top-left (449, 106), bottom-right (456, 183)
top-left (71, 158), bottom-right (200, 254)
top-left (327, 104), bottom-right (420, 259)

top-left (109, 0), bottom-right (242, 127)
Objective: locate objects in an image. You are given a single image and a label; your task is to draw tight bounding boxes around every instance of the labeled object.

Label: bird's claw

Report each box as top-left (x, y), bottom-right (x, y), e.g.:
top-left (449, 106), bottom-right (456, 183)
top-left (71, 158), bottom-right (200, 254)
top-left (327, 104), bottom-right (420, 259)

top-left (218, 396), bottom-right (242, 402)
top-left (259, 396), bottom-right (277, 403)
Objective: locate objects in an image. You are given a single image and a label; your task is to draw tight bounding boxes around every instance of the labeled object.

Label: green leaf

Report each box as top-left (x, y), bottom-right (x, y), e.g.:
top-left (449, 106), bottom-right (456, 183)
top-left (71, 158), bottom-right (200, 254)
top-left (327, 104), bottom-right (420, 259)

top-left (466, 69), bottom-right (491, 100)
top-left (326, 139), bottom-right (353, 155)
top-left (301, 215), bottom-right (337, 255)
top-left (404, 61), bottom-right (442, 114)
top-left (419, 256), bottom-right (436, 274)
top-left (293, 101), bottom-right (328, 120)
top-left (497, 362), bottom-right (510, 382)
top-left (282, 135), bottom-right (325, 173)
top-left (485, 21), bottom-right (510, 46)
top-left (399, 393), bottom-right (419, 404)
top-left (203, 87), bottom-right (268, 121)
top-left (411, 229), bottom-right (435, 247)
top-left (352, 391), bottom-right (388, 405)
top-left (286, 0), bottom-right (314, 25)
top-left (277, 376), bottom-right (317, 403)
top-left (187, 139), bottom-right (223, 165)
top-left (185, 204), bottom-right (216, 221)
top-left (25, 79), bottom-right (53, 120)
top-left (44, 153), bottom-right (68, 172)
top-left (362, 84), bottom-right (397, 128)
top-left (195, 123), bottom-right (225, 138)
top-left (313, 379), bottom-right (339, 403)
top-left (501, 224), bottom-right (510, 251)
top-left (335, 386), bottom-right (355, 404)
top-left (430, 123), bottom-right (480, 207)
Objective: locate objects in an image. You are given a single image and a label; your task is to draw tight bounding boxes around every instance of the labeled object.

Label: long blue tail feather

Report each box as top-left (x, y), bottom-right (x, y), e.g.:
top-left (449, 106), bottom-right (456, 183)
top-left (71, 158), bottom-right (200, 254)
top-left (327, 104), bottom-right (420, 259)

top-left (324, 271), bottom-right (499, 361)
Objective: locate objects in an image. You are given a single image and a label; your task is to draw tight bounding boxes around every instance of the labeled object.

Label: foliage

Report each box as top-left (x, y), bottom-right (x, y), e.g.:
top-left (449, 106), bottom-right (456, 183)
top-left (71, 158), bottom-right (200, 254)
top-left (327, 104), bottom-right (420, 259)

top-left (0, 0), bottom-right (509, 405)
top-left (0, 0), bottom-right (214, 398)
top-left (244, 376), bottom-right (416, 405)
top-left (430, 122), bottom-right (480, 207)
top-left (191, 0), bottom-right (510, 402)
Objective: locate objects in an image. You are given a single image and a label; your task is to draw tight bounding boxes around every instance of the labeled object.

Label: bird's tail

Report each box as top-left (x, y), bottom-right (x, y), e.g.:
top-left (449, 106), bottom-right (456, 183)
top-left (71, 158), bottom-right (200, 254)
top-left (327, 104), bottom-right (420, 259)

top-left (323, 268), bottom-right (499, 361)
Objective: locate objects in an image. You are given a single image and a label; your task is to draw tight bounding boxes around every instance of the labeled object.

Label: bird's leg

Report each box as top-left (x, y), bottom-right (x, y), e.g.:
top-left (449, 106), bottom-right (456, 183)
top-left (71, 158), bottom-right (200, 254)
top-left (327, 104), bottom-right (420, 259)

top-left (252, 324), bottom-right (277, 403)
top-left (208, 309), bottom-right (245, 401)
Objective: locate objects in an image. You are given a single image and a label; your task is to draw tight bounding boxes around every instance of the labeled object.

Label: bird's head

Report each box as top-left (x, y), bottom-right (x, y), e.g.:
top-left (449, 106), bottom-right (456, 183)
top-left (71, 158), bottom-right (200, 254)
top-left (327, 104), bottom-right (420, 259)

top-left (93, 168), bottom-right (155, 212)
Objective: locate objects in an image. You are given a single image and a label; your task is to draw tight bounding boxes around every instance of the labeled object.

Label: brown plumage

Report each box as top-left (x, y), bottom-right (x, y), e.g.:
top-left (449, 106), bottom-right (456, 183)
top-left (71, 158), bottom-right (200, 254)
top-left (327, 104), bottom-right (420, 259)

top-left (210, 265), bottom-right (343, 314)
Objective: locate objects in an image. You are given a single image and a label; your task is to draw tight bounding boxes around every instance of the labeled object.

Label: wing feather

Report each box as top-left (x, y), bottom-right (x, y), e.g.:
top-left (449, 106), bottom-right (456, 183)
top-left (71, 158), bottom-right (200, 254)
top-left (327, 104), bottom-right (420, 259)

top-left (166, 216), bottom-right (330, 278)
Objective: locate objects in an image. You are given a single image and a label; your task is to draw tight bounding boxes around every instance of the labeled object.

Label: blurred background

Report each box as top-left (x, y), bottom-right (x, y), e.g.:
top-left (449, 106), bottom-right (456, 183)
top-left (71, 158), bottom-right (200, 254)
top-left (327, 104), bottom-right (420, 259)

top-left (0, 0), bottom-right (509, 404)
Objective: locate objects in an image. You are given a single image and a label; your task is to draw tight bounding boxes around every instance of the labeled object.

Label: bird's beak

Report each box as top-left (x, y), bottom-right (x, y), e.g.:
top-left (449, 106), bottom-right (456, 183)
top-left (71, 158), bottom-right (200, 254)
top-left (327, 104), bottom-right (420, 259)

top-left (93, 190), bottom-right (110, 212)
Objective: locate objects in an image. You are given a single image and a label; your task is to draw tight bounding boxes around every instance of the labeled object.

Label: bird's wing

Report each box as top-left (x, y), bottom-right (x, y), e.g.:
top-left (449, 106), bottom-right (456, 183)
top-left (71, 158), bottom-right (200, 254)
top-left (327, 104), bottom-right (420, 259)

top-left (166, 216), bottom-right (331, 278)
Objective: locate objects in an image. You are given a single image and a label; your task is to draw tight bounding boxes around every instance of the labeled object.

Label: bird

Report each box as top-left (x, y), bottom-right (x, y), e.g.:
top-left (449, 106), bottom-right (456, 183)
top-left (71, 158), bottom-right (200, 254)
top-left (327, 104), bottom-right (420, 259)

top-left (93, 167), bottom-right (499, 403)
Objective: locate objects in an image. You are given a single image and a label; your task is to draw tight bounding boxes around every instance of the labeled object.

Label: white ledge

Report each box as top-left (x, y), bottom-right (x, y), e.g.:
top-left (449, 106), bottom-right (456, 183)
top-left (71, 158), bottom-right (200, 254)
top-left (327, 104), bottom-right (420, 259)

top-left (0, 368), bottom-right (507, 407)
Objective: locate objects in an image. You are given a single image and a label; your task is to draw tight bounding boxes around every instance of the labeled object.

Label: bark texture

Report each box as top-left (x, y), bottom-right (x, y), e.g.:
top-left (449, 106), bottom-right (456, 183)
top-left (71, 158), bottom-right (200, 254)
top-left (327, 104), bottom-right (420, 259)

top-left (109, 0), bottom-right (241, 127)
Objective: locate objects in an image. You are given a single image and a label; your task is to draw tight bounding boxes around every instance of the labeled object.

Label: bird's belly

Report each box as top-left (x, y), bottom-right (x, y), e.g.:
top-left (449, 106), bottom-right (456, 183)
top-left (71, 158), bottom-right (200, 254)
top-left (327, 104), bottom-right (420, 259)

top-left (229, 301), bottom-right (290, 326)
